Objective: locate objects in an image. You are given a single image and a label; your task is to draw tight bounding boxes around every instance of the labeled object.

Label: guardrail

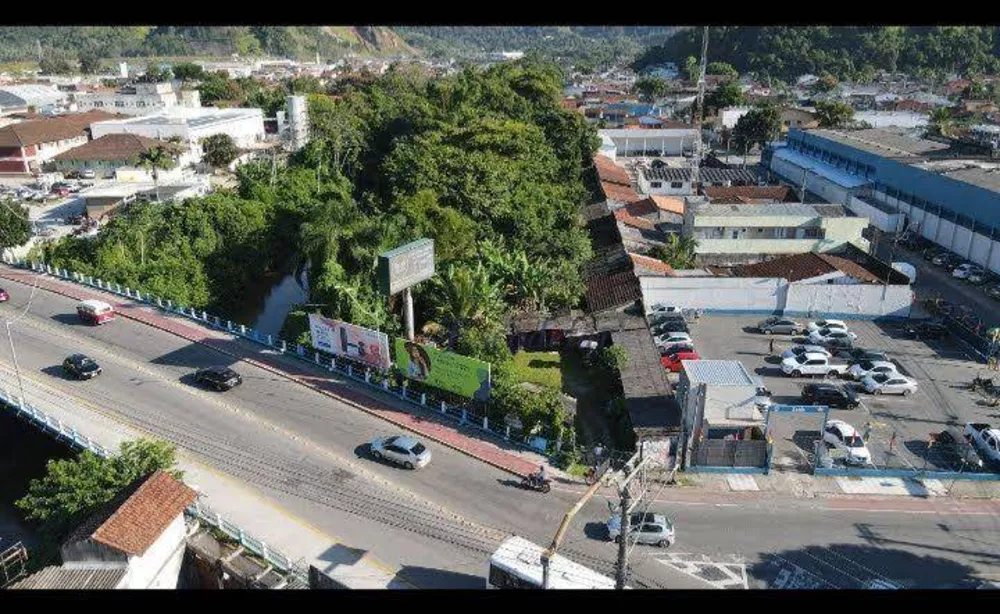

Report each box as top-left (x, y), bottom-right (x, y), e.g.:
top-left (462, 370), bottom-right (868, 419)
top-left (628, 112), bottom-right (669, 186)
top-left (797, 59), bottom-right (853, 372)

top-left (1, 256), bottom-right (565, 460)
top-left (0, 383), bottom-right (309, 587)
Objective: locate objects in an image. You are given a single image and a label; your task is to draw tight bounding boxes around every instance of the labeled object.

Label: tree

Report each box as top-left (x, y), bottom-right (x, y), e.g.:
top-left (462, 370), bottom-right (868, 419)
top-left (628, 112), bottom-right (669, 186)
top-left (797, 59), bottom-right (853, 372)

top-left (172, 62), bottom-right (205, 81)
top-left (200, 133), bottom-right (240, 169)
top-left (683, 55), bottom-right (699, 82)
top-left (137, 65), bottom-right (172, 83)
top-left (137, 144), bottom-right (175, 202)
top-left (427, 262), bottom-right (504, 350)
top-left (634, 76), bottom-right (668, 102)
top-left (16, 439), bottom-right (180, 541)
top-left (732, 104), bottom-right (781, 151)
top-left (706, 61), bottom-right (737, 77)
top-left (39, 55), bottom-right (73, 75)
top-left (650, 233), bottom-right (699, 269)
top-left (706, 80), bottom-right (746, 111)
top-left (0, 199), bottom-right (32, 256)
top-left (592, 345), bottom-right (628, 381)
top-left (811, 73), bottom-right (839, 93)
top-left (929, 106), bottom-right (954, 136)
top-left (78, 50), bottom-right (102, 75)
top-left (814, 100), bottom-right (855, 128)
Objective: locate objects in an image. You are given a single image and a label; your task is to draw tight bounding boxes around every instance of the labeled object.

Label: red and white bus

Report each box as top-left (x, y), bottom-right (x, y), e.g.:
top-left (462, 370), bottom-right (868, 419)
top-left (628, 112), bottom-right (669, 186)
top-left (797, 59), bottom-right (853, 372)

top-left (76, 299), bottom-right (116, 325)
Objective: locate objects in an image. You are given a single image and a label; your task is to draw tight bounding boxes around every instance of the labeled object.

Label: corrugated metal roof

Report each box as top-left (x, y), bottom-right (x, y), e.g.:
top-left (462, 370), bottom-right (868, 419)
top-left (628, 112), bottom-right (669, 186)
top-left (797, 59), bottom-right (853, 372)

top-left (682, 360), bottom-right (757, 386)
top-left (10, 566), bottom-right (126, 590)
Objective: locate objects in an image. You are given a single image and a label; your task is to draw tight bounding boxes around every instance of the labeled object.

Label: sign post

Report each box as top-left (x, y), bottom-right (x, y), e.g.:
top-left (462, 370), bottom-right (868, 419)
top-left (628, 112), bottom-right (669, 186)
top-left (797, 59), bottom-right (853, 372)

top-left (378, 239), bottom-right (435, 342)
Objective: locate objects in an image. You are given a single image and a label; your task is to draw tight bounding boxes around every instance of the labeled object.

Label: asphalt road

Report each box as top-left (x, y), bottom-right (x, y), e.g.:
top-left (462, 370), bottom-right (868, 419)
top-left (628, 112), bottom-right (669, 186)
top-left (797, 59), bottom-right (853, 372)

top-left (1, 276), bottom-right (999, 589)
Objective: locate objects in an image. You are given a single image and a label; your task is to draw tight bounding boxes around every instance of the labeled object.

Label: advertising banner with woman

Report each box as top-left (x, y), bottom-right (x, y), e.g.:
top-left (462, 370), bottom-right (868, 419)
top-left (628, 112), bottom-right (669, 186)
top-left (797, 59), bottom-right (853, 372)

top-left (393, 338), bottom-right (491, 401)
top-left (308, 313), bottom-right (391, 372)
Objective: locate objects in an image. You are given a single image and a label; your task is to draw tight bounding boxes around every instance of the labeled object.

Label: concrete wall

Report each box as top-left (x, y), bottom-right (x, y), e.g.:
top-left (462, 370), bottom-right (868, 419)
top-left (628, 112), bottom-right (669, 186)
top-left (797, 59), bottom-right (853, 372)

top-left (124, 514), bottom-right (188, 589)
top-left (640, 276), bottom-right (785, 314)
top-left (694, 237), bottom-right (847, 255)
top-left (846, 195), bottom-right (905, 233)
top-left (784, 283), bottom-right (913, 319)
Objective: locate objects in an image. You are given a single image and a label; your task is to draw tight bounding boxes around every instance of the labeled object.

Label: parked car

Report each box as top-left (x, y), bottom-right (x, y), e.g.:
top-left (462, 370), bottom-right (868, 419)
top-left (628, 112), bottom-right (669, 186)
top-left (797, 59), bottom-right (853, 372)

top-left (987, 284), bottom-right (1000, 300)
top-left (606, 512), bottom-right (675, 547)
top-left (81, 169), bottom-right (96, 179)
top-left (780, 352), bottom-right (850, 378)
top-left (64, 170), bottom-right (82, 179)
top-left (968, 269), bottom-right (992, 285)
top-left (808, 328), bottom-right (857, 348)
top-left (964, 423), bottom-right (1000, 464)
top-left (62, 354), bottom-right (102, 380)
top-left (370, 435), bottom-right (432, 469)
top-left (194, 366), bottom-right (243, 391)
top-left (801, 382), bottom-right (860, 409)
top-left (952, 263), bottom-right (984, 281)
top-left (907, 320), bottom-right (949, 340)
top-left (861, 372), bottom-right (918, 396)
top-left (847, 360), bottom-right (899, 381)
top-left (659, 342), bottom-right (694, 357)
top-left (654, 332), bottom-right (693, 351)
top-left (839, 348), bottom-right (890, 365)
top-left (0, 288), bottom-right (8, 302)
top-left (932, 252), bottom-right (957, 267)
top-left (757, 316), bottom-right (804, 335)
top-left (648, 303), bottom-right (682, 316)
top-left (652, 319), bottom-right (689, 334)
top-left (649, 312), bottom-right (686, 326)
top-left (935, 427), bottom-right (985, 470)
top-left (823, 420), bottom-right (872, 466)
top-left (781, 345), bottom-right (831, 360)
top-left (660, 350), bottom-right (700, 372)
top-left (806, 319), bottom-right (848, 333)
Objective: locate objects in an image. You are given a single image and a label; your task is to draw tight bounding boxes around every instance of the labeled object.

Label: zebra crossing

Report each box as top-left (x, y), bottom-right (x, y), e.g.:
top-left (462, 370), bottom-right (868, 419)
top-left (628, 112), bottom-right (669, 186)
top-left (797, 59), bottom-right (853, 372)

top-left (655, 552), bottom-right (749, 589)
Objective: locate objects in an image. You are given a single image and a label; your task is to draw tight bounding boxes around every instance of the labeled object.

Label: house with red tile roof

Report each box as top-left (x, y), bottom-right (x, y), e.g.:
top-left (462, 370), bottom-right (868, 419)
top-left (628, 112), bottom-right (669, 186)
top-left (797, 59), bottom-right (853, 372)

top-left (0, 110), bottom-right (124, 175)
top-left (13, 471), bottom-right (197, 590)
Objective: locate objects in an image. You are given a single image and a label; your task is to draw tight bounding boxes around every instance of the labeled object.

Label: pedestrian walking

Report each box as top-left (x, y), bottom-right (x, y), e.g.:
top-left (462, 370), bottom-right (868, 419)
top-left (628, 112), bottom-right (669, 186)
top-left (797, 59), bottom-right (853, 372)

top-left (862, 421), bottom-right (872, 442)
top-left (889, 430), bottom-right (898, 453)
top-left (989, 356), bottom-right (997, 372)
top-left (769, 338), bottom-right (775, 355)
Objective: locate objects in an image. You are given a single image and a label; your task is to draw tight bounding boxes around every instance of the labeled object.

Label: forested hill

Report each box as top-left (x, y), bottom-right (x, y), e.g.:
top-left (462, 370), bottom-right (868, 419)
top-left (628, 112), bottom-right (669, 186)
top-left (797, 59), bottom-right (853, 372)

top-left (634, 27), bottom-right (1000, 81)
top-left (0, 26), bottom-right (413, 63)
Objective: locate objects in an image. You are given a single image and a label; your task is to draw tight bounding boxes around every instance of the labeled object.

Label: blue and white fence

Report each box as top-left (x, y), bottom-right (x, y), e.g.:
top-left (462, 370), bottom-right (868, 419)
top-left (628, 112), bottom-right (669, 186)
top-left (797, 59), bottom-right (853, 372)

top-left (0, 256), bottom-right (559, 458)
top-left (0, 383), bottom-right (309, 586)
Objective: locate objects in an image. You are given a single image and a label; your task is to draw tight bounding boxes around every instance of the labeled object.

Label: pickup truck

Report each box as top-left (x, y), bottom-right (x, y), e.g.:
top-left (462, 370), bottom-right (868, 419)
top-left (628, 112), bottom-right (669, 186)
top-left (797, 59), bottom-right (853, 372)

top-left (964, 423), bottom-right (1000, 463)
top-left (780, 352), bottom-right (851, 378)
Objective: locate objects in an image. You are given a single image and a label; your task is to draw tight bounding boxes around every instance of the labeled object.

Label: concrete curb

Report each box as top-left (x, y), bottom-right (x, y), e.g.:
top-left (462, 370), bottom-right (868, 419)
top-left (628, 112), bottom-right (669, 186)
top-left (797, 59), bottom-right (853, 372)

top-left (0, 267), bottom-right (537, 480)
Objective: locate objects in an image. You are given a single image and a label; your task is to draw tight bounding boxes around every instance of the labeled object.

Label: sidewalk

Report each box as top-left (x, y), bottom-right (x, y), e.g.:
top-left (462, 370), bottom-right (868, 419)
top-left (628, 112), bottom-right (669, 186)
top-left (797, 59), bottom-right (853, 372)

top-left (0, 266), bottom-right (559, 481)
top-left (0, 369), bottom-right (412, 589)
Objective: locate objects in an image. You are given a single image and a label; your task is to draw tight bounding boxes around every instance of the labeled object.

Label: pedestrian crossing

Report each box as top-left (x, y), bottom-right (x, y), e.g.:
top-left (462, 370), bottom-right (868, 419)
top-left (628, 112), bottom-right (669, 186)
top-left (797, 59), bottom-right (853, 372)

top-left (655, 552), bottom-right (748, 589)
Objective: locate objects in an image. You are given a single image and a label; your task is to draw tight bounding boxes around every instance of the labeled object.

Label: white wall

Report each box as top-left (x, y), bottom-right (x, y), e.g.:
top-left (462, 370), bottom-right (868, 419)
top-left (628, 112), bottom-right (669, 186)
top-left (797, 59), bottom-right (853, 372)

top-left (784, 284), bottom-right (912, 318)
top-left (640, 276), bottom-right (786, 314)
top-left (971, 232), bottom-right (992, 267)
top-left (123, 514), bottom-right (187, 589)
top-left (953, 225), bottom-right (973, 260)
top-left (846, 195), bottom-right (904, 233)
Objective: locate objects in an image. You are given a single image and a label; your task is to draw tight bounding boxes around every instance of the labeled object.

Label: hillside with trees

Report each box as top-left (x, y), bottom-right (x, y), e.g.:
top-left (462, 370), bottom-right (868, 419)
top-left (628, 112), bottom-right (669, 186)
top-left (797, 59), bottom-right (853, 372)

top-left (634, 26), bottom-right (1000, 82)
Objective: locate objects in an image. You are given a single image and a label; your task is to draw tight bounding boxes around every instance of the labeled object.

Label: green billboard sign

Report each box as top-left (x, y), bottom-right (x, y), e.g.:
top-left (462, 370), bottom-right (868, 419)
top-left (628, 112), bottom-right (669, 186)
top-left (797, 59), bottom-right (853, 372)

top-left (378, 238), bottom-right (435, 296)
top-left (394, 338), bottom-right (491, 401)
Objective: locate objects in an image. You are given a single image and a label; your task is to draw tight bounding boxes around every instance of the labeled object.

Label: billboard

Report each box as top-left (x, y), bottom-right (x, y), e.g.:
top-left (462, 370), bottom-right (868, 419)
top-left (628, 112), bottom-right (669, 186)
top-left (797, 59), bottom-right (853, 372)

top-left (308, 313), bottom-right (391, 372)
top-left (393, 338), bottom-right (491, 401)
top-left (378, 239), bottom-right (435, 295)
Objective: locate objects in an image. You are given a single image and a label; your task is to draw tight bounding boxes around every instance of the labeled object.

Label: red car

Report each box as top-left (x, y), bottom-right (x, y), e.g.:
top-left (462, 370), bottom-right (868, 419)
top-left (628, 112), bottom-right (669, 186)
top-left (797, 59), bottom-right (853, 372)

top-left (0, 288), bottom-right (8, 302)
top-left (660, 350), bottom-right (701, 372)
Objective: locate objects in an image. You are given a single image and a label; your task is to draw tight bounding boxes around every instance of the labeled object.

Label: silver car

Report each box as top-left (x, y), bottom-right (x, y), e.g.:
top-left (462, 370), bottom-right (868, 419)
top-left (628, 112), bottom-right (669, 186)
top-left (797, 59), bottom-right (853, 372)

top-left (607, 512), bottom-right (675, 547)
top-left (781, 345), bottom-right (831, 360)
top-left (862, 373), bottom-right (918, 396)
top-left (757, 317), bottom-right (804, 335)
top-left (370, 435), bottom-right (432, 469)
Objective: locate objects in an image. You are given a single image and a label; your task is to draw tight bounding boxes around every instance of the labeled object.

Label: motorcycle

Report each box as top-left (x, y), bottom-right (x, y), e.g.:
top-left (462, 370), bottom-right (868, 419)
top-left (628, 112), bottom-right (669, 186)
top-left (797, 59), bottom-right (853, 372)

top-left (520, 474), bottom-right (551, 493)
top-left (971, 375), bottom-right (996, 393)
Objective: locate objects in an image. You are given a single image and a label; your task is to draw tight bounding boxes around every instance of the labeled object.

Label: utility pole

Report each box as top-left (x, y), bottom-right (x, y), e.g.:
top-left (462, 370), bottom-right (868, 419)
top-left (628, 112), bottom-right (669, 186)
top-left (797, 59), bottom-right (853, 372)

top-left (36, 39), bottom-right (42, 63)
top-left (612, 449), bottom-right (652, 590)
top-left (4, 322), bottom-right (27, 408)
top-left (615, 487), bottom-right (631, 589)
top-left (691, 26), bottom-right (709, 193)
top-left (541, 475), bottom-right (606, 588)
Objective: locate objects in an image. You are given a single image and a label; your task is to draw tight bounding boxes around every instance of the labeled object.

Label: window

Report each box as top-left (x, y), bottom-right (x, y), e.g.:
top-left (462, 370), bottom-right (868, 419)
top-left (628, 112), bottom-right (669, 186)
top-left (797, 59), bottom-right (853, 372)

top-left (650, 181), bottom-right (662, 188)
top-left (670, 181), bottom-right (683, 189)
top-left (488, 564), bottom-right (538, 589)
top-left (732, 231), bottom-right (739, 239)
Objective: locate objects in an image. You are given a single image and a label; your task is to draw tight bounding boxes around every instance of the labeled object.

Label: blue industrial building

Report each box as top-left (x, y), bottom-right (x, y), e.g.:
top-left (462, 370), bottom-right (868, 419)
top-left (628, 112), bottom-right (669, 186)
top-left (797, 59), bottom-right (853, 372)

top-left (769, 128), bottom-right (1000, 273)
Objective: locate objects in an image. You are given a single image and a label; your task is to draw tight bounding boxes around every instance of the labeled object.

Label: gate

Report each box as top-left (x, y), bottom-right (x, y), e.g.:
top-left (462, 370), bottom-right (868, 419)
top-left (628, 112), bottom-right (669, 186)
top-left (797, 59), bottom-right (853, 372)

top-left (692, 439), bottom-right (767, 468)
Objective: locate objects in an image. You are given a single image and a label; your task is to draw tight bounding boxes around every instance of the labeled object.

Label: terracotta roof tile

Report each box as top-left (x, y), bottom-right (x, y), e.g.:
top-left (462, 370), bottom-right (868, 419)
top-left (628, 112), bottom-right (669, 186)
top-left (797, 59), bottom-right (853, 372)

top-left (86, 471), bottom-right (196, 556)
top-left (735, 253), bottom-right (839, 282)
top-left (594, 155), bottom-right (632, 186)
top-left (624, 198), bottom-right (659, 217)
top-left (614, 208), bottom-right (657, 230)
top-left (53, 134), bottom-right (183, 163)
top-left (601, 181), bottom-right (642, 204)
top-left (815, 254), bottom-right (884, 284)
top-left (649, 195), bottom-right (686, 215)
top-left (628, 252), bottom-right (675, 276)
top-left (585, 267), bottom-right (642, 313)
top-left (0, 110), bottom-right (125, 148)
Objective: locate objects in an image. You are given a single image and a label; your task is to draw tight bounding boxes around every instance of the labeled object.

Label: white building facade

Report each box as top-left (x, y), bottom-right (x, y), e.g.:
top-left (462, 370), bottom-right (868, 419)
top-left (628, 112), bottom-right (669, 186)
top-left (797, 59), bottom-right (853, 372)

top-left (90, 107), bottom-right (266, 155)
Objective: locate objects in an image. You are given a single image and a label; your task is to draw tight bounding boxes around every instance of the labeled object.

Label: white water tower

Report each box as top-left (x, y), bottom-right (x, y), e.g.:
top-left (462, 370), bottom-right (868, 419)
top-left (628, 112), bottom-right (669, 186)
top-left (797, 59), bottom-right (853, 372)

top-left (285, 95), bottom-right (309, 152)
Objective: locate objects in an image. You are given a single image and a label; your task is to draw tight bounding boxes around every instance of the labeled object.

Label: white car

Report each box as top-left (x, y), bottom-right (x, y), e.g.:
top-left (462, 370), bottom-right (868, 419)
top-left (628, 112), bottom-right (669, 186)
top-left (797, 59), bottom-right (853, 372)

top-left (370, 435), bottom-right (432, 469)
top-left (808, 328), bottom-right (857, 347)
top-left (807, 319), bottom-right (847, 333)
top-left (823, 420), bottom-right (872, 466)
top-left (952, 263), bottom-right (982, 280)
top-left (780, 352), bottom-right (850, 378)
top-left (648, 303), bottom-right (683, 316)
top-left (781, 345), bottom-right (831, 360)
top-left (654, 332), bottom-right (692, 350)
top-left (847, 360), bottom-right (899, 381)
top-left (861, 373), bottom-right (918, 396)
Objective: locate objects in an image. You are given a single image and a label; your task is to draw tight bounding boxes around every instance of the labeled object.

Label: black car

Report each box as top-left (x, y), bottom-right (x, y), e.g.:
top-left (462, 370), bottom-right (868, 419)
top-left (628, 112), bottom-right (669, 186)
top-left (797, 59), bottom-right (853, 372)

top-left (659, 343), bottom-right (694, 357)
top-left (839, 348), bottom-right (890, 365)
top-left (652, 320), bottom-right (689, 334)
top-left (195, 366), bottom-right (243, 391)
top-left (934, 428), bottom-right (985, 471)
top-left (908, 320), bottom-right (949, 340)
top-left (62, 354), bottom-right (102, 380)
top-left (801, 383), bottom-right (859, 409)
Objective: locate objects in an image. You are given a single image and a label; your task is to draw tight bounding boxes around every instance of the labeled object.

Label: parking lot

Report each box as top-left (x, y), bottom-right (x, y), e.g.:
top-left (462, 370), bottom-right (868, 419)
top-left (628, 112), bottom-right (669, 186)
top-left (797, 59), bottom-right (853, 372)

top-left (2, 178), bottom-right (97, 245)
top-left (667, 314), bottom-right (999, 474)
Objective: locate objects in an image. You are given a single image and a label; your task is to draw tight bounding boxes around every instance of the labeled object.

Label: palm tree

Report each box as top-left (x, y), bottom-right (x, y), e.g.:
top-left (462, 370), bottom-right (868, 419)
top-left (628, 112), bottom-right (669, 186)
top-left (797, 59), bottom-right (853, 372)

top-left (652, 233), bottom-right (699, 269)
top-left (137, 145), bottom-right (173, 203)
top-left (427, 262), bottom-right (503, 349)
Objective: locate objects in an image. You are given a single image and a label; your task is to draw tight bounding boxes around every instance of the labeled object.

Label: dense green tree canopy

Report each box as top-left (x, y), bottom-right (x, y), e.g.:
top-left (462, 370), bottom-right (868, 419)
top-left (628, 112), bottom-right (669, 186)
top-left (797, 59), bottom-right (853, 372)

top-left (815, 100), bottom-right (856, 128)
top-left (0, 199), bottom-right (32, 253)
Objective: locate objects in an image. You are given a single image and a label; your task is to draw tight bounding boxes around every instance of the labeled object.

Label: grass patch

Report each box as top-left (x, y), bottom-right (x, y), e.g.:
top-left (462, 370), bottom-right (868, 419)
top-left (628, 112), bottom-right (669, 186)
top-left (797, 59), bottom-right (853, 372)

top-left (566, 462), bottom-right (592, 478)
top-left (511, 351), bottom-right (562, 390)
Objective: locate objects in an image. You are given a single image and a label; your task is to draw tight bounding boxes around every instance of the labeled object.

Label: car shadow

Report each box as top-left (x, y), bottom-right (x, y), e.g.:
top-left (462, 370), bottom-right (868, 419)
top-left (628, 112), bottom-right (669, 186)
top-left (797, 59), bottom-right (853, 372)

top-left (353, 443), bottom-right (373, 460)
top-left (50, 313), bottom-right (89, 326)
top-left (178, 372), bottom-right (213, 390)
top-left (40, 364), bottom-right (74, 381)
top-left (754, 366), bottom-right (786, 378)
top-left (741, 326), bottom-right (762, 334)
top-left (763, 355), bottom-right (782, 364)
top-left (584, 521), bottom-right (609, 541)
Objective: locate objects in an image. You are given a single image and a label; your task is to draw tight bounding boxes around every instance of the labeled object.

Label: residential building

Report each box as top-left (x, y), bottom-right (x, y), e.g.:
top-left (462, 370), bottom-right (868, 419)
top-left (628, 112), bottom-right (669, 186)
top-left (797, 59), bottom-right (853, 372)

top-left (702, 185), bottom-right (798, 204)
top-left (717, 106), bottom-right (751, 130)
top-left (854, 110), bottom-right (928, 129)
top-left (969, 124), bottom-right (1000, 150)
top-left (50, 134), bottom-right (189, 180)
top-left (0, 110), bottom-right (123, 175)
top-left (11, 471), bottom-right (197, 590)
top-left (771, 127), bottom-right (1000, 273)
top-left (779, 107), bottom-right (819, 133)
top-left (0, 84), bottom-right (66, 115)
top-left (682, 200), bottom-right (869, 263)
top-left (598, 127), bottom-right (700, 159)
top-left (638, 166), bottom-right (758, 196)
top-left (75, 82), bottom-right (198, 116)
top-left (89, 107), bottom-right (266, 156)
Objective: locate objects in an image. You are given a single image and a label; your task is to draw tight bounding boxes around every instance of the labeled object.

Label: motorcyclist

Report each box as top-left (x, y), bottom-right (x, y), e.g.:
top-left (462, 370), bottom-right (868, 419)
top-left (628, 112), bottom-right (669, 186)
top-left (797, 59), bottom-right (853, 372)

top-left (531, 464), bottom-right (548, 486)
